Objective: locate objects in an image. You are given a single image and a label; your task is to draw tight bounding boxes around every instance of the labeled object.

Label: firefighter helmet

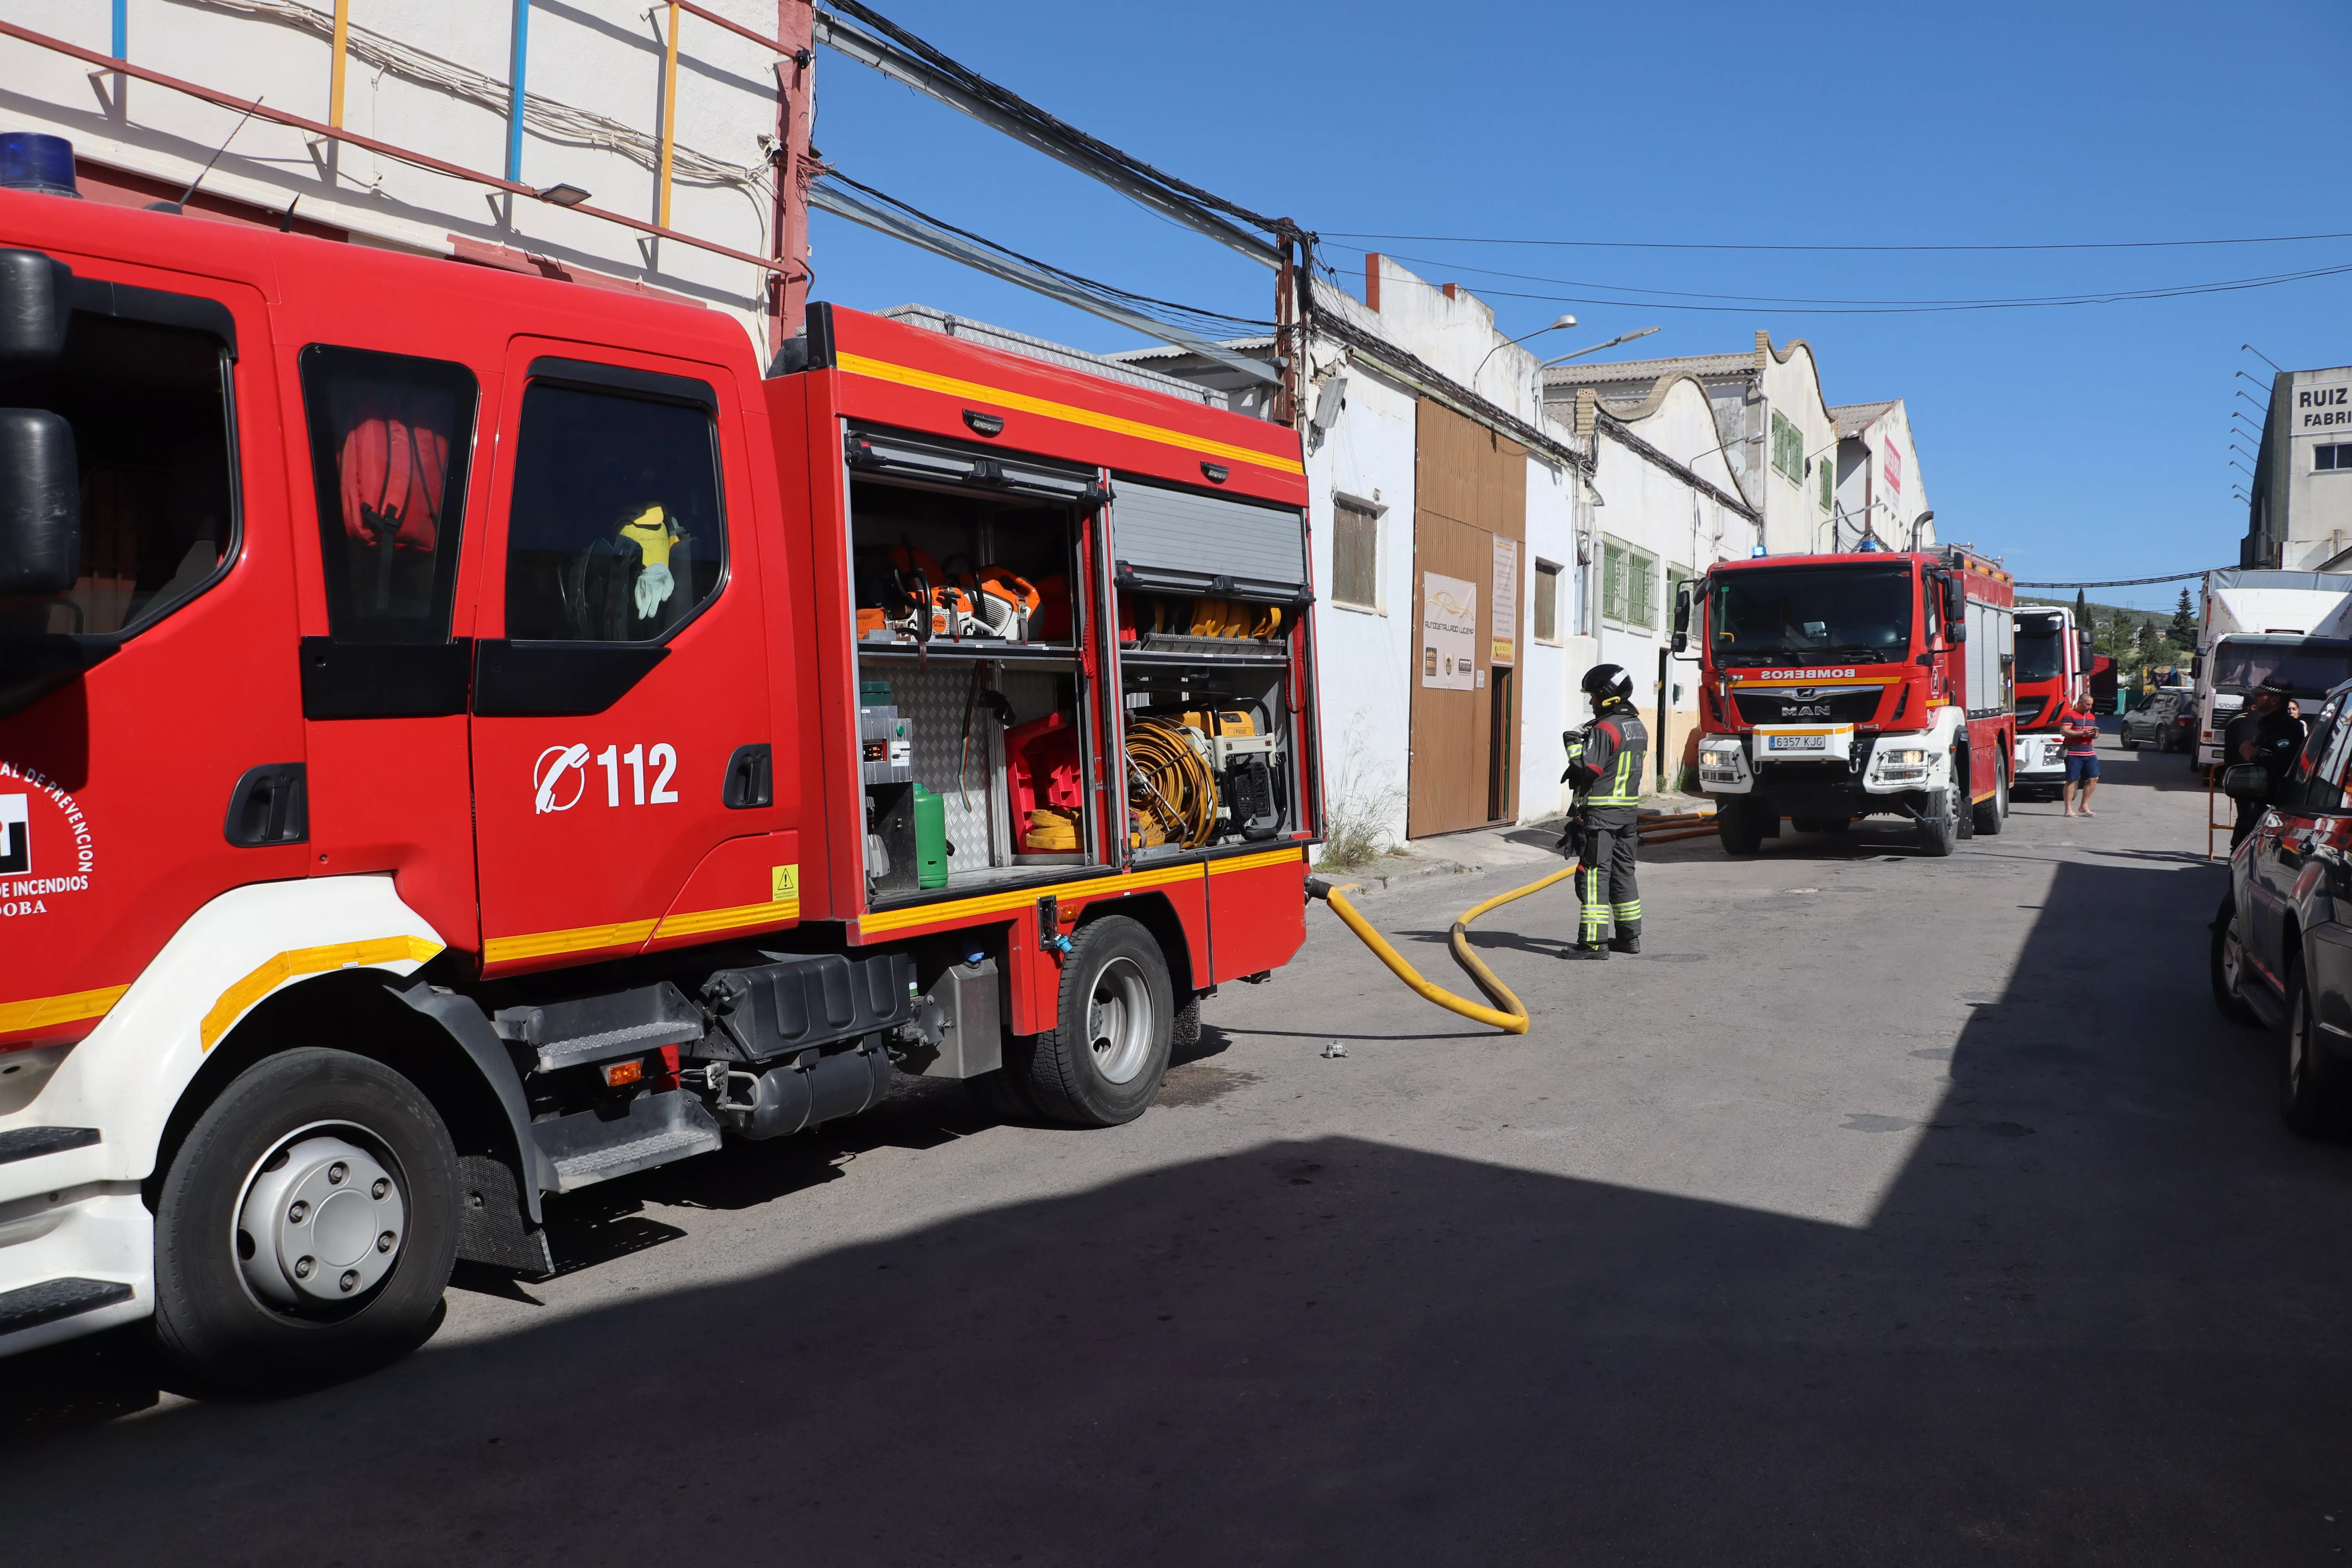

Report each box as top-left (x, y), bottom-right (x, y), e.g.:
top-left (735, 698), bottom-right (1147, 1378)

top-left (1581, 663), bottom-right (1633, 704)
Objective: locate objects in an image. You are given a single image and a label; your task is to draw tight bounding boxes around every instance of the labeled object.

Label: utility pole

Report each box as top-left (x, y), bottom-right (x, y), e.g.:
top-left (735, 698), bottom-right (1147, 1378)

top-left (770, 0), bottom-right (818, 354)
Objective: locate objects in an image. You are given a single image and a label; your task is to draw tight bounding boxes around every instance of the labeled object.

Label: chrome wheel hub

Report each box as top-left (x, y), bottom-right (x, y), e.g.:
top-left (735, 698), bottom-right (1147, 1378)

top-left (237, 1132), bottom-right (406, 1311)
top-left (1085, 957), bottom-right (1156, 1085)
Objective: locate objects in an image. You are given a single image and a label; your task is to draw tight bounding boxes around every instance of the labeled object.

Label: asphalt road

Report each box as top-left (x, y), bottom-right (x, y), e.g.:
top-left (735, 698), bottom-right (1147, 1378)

top-left (9, 731), bottom-right (2349, 1566)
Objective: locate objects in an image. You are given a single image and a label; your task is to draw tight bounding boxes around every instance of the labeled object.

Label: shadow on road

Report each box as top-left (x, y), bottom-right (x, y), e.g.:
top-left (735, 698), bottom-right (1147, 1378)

top-left (5, 779), bottom-right (2351, 1564)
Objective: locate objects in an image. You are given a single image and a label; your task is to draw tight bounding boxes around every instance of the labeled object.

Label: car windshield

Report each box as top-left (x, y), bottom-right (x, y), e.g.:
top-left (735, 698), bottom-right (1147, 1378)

top-left (2211, 641), bottom-right (2352, 697)
top-left (1708, 564), bottom-right (1914, 667)
top-left (2015, 620), bottom-right (2063, 682)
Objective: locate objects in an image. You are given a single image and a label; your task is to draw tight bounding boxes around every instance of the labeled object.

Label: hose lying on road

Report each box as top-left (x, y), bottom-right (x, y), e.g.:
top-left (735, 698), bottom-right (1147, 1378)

top-left (1306, 866), bottom-right (1578, 1035)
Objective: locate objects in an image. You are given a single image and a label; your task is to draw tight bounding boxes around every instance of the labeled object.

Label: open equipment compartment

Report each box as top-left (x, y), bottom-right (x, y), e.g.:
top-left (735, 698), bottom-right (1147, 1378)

top-left (1107, 474), bottom-right (1316, 862)
top-left (845, 423), bottom-right (1106, 907)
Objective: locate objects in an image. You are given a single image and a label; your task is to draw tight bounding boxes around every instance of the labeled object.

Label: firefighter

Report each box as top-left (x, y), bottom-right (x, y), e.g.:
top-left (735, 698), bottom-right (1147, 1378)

top-left (1560, 663), bottom-right (1648, 958)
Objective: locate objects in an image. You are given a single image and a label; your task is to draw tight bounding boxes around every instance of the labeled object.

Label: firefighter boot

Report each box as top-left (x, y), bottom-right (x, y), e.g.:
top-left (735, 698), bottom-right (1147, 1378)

top-left (1609, 925), bottom-right (1641, 955)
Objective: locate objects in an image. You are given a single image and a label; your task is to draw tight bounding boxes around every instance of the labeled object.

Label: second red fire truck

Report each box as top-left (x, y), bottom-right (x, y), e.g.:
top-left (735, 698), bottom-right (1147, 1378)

top-left (1679, 546), bottom-right (2016, 855)
top-left (0, 170), bottom-right (1321, 1386)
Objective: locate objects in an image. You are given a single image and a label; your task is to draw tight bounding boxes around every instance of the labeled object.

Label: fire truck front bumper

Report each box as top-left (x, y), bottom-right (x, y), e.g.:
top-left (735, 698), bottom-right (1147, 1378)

top-left (1699, 731), bottom-right (1950, 814)
top-left (2014, 731), bottom-right (2068, 788)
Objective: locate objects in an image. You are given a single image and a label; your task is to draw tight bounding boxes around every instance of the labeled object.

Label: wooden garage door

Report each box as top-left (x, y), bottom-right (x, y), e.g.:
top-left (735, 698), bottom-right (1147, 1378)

top-left (1408, 400), bottom-right (1524, 838)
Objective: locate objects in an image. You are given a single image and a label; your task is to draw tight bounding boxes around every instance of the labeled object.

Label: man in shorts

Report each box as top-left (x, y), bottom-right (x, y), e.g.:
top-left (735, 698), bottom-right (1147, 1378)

top-left (2061, 699), bottom-right (2101, 816)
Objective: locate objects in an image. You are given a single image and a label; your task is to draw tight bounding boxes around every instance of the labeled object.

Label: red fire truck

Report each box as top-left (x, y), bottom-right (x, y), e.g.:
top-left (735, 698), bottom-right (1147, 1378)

top-left (1678, 546), bottom-right (2016, 855)
top-left (2010, 603), bottom-right (2089, 796)
top-left (0, 176), bottom-right (1320, 1385)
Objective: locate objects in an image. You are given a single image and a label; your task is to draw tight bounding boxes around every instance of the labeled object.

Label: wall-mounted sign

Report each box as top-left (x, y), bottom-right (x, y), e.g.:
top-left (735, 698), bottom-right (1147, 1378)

top-left (1421, 572), bottom-right (1477, 690)
top-left (1882, 442), bottom-right (1903, 495)
top-left (1490, 537), bottom-right (1518, 667)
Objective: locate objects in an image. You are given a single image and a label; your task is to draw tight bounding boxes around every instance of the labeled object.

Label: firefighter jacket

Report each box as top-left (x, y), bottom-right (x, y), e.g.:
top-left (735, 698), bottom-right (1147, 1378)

top-left (1563, 702), bottom-right (1647, 826)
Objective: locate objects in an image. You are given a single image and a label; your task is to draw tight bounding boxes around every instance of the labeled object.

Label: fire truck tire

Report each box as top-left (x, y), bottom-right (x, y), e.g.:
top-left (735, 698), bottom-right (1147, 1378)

top-left (151, 1047), bottom-right (461, 1392)
top-left (1973, 765), bottom-right (2007, 836)
top-left (1717, 799), bottom-right (1764, 855)
top-left (2210, 891), bottom-right (2259, 1026)
top-left (1020, 915), bottom-right (1174, 1127)
top-left (964, 1065), bottom-right (1041, 1122)
top-left (1918, 787), bottom-right (1960, 857)
top-left (2282, 955), bottom-right (2343, 1138)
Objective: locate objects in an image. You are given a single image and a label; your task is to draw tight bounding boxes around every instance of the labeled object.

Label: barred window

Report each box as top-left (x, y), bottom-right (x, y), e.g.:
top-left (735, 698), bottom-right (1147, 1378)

top-left (1603, 539), bottom-right (1657, 629)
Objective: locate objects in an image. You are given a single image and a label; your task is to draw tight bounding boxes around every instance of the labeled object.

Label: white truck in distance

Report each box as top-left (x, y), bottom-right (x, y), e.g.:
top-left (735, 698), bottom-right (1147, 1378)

top-left (2193, 569), bottom-right (2352, 769)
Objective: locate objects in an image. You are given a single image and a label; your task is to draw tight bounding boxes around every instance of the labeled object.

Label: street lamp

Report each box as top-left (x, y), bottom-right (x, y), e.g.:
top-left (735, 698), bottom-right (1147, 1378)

top-left (1471, 314), bottom-right (1577, 392)
top-left (2243, 343), bottom-right (2286, 375)
top-left (1538, 324), bottom-right (1663, 370)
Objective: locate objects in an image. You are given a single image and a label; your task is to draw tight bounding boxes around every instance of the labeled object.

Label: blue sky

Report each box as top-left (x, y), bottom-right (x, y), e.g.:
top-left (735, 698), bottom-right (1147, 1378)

top-left (806, 0), bottom-right (2349, 611)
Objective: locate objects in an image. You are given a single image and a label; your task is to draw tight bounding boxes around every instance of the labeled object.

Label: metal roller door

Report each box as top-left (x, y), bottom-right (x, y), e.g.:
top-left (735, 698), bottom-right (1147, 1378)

top-left (1109, 479), bottom-right (1307, 596)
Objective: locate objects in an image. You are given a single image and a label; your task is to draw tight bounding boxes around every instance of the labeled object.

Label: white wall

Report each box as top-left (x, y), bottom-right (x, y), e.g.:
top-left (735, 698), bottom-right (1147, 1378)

top-left (1589, 377), bottom-right (1760, 782)
top-left (3, 0), bottom-right (782, 347)
top-left (1756, 335), bottom-right (1839, 556)
top-left (1304, 355), bottom-right (1419, 851)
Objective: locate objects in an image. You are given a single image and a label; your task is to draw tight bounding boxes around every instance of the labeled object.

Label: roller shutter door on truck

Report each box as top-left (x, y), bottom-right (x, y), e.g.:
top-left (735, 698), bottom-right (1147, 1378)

top-left (1108, 479), bottom-right (1308, 597)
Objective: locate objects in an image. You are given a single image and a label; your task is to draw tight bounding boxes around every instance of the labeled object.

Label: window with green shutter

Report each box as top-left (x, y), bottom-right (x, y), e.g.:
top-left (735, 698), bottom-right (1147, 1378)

top-left (1819, 450), bottom-right (1834, 511)
top-left (1770, 409), bottom-right (1804, 483)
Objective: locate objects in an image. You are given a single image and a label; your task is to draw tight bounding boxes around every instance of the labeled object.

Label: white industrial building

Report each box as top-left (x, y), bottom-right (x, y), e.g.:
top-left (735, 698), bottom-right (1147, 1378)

top-left (2242, 363), bottom-right (2352, 570)
top-left (2, 0), bottom-right (802, 351)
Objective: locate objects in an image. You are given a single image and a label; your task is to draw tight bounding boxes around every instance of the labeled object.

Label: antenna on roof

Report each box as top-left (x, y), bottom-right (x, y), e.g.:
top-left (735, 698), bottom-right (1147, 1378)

top-left (146, 98), bottom-right (263, 214)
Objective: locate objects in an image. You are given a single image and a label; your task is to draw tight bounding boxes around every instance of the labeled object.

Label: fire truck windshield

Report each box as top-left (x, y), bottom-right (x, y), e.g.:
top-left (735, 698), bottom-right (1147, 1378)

top-left (1709, 563), bottom-right (1913, 667)
top-left (2015, 619), bottom-right (2063, 681)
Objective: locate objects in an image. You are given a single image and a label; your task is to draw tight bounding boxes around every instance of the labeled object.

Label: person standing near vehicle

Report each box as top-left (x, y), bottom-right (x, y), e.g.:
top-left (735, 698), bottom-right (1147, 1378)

top-left (1560, 664), bottom-right (1648, 958)
top-left (2223, 676), bottom-right (2307, 846)
top-left (2061, 699), bottom-right (2102, 817)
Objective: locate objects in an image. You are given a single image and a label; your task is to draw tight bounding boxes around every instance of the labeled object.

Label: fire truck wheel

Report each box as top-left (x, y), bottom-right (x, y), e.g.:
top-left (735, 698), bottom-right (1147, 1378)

top-left (1972, 765), bottom-right (2007, 836)
top-left (1917, 786), bottom-right (1960, 857)
top-left (1717, 799), bottom-right (1764, 855)
top-left (2281, 955), bottom-right (2343, 1138)
top-left (151, 1047), bottom-right (461, 1392)
top-left (2210, 891), bottom-right (2260, 1026)
top-left (1022, 915), bottom-right (1174, 1127)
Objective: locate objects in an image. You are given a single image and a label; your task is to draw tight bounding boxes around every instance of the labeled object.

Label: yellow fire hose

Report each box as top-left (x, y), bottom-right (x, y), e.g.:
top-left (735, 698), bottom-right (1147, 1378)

top-left (1306, 865), bottom-right (1580, 1035)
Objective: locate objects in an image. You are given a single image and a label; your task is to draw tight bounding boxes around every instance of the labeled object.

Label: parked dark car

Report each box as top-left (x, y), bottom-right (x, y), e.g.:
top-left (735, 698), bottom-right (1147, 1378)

top-left (2121, 688), bottom-right (2193, 752)
top-left (2211, 681), bottom-right (2352, 1133)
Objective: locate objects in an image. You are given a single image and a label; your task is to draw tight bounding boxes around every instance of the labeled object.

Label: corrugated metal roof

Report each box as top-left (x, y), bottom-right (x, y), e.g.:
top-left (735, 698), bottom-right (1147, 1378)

top-left (1831, 400), bottom-right (1897, 438)
top-left (1540, 350), bottom-right (1755, 387)
top-left (874, 304), bottom-right (1220, 403)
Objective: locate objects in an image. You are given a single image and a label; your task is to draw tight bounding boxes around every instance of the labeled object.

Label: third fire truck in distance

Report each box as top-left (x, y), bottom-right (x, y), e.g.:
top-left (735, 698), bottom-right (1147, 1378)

top-left (2011, 603), bottom-right (2089, 797)
top-left (1680, 546), bottom-right (2016, 856)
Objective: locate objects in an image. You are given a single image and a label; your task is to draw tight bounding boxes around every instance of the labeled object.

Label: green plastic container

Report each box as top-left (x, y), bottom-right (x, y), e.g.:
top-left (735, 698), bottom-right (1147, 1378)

top-left (911, 783), bottom-right (951, 889)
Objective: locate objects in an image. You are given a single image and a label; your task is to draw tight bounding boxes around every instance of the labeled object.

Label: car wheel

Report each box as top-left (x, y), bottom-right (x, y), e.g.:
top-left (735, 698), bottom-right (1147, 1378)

top-left (2121, 733), bottom-right (2140, 750)
top-left (1020, 915), bottom-right (1174, 1127)
top-left (151, 1048), bottom-right (460, 1393)
top-left (2210, 890), bottom-right (2260, 1026)
top-left (1717, 798), bottom-right (1763, 855)
top-left (2282, 954), bottom-right (2341, 1138)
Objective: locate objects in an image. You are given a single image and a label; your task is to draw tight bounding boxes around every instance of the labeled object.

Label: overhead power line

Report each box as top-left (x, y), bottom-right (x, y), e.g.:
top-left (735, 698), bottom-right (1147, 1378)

top-left (1326, 244), bottom-right (2352, 316)
top-left (810, 171), bottom-right (1278, 385)
top-left (816, 0), bottom-right (1291, 265)
top-left (2012, 571), bottom-right (2232, 588)
top-left (1322, 229), bottom-right (2352, 254)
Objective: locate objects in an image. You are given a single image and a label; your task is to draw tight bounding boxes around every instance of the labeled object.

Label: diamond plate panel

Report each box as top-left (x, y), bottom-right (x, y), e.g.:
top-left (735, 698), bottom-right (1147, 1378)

top-left (860, 664), bottom-right (1073, 873)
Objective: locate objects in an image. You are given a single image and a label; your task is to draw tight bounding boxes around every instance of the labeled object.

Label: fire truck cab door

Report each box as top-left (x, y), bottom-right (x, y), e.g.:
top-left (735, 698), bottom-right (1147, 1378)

top-left (469, 343), bottom-right (773, 976)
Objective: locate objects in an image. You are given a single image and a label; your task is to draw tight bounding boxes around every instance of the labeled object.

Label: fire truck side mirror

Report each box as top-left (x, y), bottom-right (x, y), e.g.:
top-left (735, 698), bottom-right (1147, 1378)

top-left (0, 249), bottom-right (73, 365)
top-left (0, 408), bottom-right (80, 598)
top-left (1942, 573), bottom-right (1968, 636)
top-left (1670, 580), bottom-right (1692, 653)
